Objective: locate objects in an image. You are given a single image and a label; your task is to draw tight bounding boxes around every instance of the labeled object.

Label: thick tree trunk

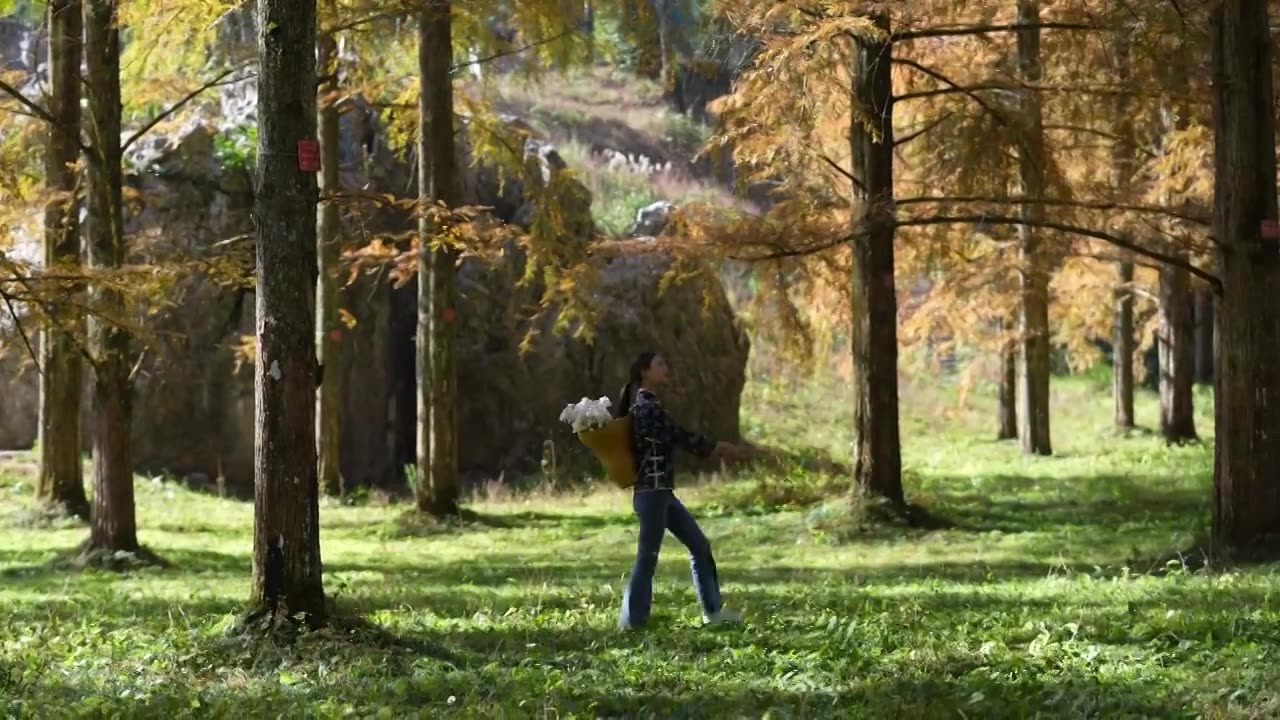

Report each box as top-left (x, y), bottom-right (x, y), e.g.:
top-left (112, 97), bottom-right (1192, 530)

top-left (316, 30), bottom-right (343, 497)
top-left (251, 0), bottom-right (325, 624)
top-left (1113, 259), bottom-right (1136, 431)
top-left (996, 316), bottom-right (1017, 440)
top-left (1015, 0), bottom-right (1051, 455)
top-left (1194, 287), bottom-right (1214, 384)
top-left (36, 0), bottom-right (89, 520)
top-left (849, 13), bottom-right (904, 508)
top-left (415, 1), bottom-right (461, 516)
top-left (83, 0), bottom-right (137, 552)
top-left (1158, 265), bottom-right (1197, 443)
top-left (1210, 0), bottom-right (1280, 557)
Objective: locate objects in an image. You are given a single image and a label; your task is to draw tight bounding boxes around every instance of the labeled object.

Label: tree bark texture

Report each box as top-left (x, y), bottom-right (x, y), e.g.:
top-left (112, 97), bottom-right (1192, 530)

top-left (415, 1), bottom-right (461, 516)
top-left (1110, 30), bottom-right (1135, 432)
top-left (849, 12), bottom-right (904, 508)
top-left (1194, 287), bottom-right (1214, 384)
top-left (316, 30), bottom-right (344, 497)
top-left (36, 0), bottom-right (89, 520)
top-left (1015, 0), bottom-right (1052, 455)
top-left (997, 316), bottom-right (1017, 441)
top-left (1113, 260), bottom-right (1136, 431)
top-left (1210, 0), bottom-right (1280, 557)
top-left (1155, 40), bottom-right (1197, 445)
top-left (1158, 266), bottom-right (1197, 443)
top-left (252, 0), bottom-right (325, 624)
top-left (84, 0), bottom-right (137, 551)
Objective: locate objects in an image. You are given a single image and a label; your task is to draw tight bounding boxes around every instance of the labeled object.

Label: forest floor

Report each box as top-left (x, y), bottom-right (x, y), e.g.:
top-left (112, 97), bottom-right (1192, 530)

top-left (5, 371), bottom-right (1278, 718)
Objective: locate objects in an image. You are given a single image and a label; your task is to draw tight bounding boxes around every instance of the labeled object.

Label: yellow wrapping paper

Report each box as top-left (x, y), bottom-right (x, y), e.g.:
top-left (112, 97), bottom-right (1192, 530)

top-left (577, 414), bottom-right (636, 489)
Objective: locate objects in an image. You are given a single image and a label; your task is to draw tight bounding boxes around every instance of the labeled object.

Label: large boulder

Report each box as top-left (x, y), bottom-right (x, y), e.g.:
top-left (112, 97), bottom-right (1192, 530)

top-left (0, 103), bottom-right (749, 492)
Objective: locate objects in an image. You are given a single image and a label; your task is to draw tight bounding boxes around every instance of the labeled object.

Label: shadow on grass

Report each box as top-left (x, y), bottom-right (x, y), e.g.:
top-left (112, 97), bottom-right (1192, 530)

top-left (920, 473), bottom-right (1208, 534)
top-left (380, 507), bottom-right (635, 538)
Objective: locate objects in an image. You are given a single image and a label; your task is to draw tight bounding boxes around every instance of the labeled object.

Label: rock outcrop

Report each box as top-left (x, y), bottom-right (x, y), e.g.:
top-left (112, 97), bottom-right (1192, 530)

top-left (0, 92), bottom-right (750, 492)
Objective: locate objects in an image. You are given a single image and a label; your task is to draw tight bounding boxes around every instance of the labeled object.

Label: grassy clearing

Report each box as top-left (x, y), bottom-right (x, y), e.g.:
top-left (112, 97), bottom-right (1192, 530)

top-left (3, 373), bottom-right (1277, 719)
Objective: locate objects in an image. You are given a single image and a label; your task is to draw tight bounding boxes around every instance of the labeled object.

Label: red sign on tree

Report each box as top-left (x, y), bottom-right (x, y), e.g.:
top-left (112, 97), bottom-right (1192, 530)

top-left (1262, 219), bottom-right (1280, 241)
top-left (297, 139), bottom-right (321, 172)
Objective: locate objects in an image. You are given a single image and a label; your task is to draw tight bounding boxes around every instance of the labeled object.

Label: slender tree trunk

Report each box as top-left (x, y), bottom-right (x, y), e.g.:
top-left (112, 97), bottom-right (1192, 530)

top-left (1109, 31), bottom-right (1135, 432)
top-left (1015, 0), bottom-right (1051, 455)
top-left (1158, 265), bottom-right (1197, 443)
top-left (416, 0), bottom-right (460, 516)
top-left (1194, 287), bottom-right (1214, 384)
top-left (1153, 40), bottom-right (1197, 445)
top-left (996, 316), bottom-right (1017, 440)
top-left (1113, 259), bottom-right (1136, 431)
top-left (36, 0), bottom-right (89, 520)
top-left (251, 0), bottom-right (325, 625)
top-left (1210, 0), bottom-right (1280, 557)
top-left (629, 0), bottom-right (662, 80)
top-left (83, 0), bottom-right (136, 552)
top-left (316, 30), bottom-right (343, 497)
top-left (849, 12), bottom-right (904, 508)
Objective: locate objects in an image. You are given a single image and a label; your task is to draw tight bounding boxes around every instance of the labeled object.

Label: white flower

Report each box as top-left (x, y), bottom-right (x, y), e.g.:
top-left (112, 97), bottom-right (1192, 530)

top-left (558, 396), bottom-right (614, 433)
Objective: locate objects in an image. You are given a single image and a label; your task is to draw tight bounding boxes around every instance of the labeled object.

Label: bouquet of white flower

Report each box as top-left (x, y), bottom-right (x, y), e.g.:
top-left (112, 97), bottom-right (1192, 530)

top-left (558, 396), bottom-right (614, 433)
top-left (559, 396), bottom-right (636, 488)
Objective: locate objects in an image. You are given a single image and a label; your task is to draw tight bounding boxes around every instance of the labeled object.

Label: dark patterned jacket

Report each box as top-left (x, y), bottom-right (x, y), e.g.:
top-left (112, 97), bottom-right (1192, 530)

top-left (630, 388), bottom-right (716, 492)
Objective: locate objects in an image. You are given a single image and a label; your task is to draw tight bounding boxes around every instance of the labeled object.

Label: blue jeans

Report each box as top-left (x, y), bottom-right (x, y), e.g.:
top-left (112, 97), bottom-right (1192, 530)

top-left (619, 490), bottom-right (722, 628)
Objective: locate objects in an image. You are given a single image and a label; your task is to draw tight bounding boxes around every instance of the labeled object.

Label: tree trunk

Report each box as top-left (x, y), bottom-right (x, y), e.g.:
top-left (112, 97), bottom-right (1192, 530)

top-left (1015, 0), bottom-right (1051, 455)
top-left (1210, 0), bottom-right (1280, 558)
top-left (83, 0), bottom-right (137, 552)
top-left (849, 12), bottom-right (904, 508)
top-left (415, 1), bottom-right (461, 516)
top-left (251, 0), bottom-right (325, 625)
top-left (629, 0), bottom-right (662, 81)
top-left (36, 0), bottom-right (89, 520)
top-left (316, 30), bottom-right (343, 498)
top-left (1194, 287), bottom-right (1214, 384)
top-left (1158, 265), bottom-right (1197, 443)
top-left (1113, 259), bottom-right (1136, 431)
top-left (1110, 31), bottom-right (1135, 432)
top-left (996, 316), bottom-right (1017, 440)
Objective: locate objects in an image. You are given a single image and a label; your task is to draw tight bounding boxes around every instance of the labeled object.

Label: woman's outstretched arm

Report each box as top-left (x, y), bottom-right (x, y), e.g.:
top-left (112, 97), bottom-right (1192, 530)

top-left (633, 397), bottom-right (717, 459)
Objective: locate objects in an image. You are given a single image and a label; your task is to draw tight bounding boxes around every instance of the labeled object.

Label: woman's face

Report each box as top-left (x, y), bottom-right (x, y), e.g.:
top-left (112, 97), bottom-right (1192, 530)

top-left (642, 355), bottom-right (670, 387)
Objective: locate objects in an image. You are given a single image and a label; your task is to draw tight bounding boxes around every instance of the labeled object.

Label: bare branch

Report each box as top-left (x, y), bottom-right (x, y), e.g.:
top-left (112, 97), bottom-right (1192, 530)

top-left (896, 80), bottom-right (1202, 104)
top-left (893, 22), bottom-right (1101, 43)
top-left (722, 211), bottom-right (1221, 292)
top-left (326, 9), bottom-right (403, 34)
top-left (819, 153), bottom-right (860, 189)
top-left (894, 111), bottom-right (953, 147)
top-left (0, 78), bottom-right (57, 126)
top-left (895, 195), bottom-right (1211, 226)
top-left (898, 214), bottom-right (1221, 290)
top-left (0, 285), bottom-right (43, 379)
top-left (727, 231), bottom-right (859, 262)
top-left (450, 25), bottom-right (585, 74)
top-left (123, 65), bottom-right (253, 152)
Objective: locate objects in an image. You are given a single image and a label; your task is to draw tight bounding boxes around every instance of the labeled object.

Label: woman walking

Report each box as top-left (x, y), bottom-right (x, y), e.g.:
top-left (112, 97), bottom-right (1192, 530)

top-left (614, 351), bottom-right (747, 630)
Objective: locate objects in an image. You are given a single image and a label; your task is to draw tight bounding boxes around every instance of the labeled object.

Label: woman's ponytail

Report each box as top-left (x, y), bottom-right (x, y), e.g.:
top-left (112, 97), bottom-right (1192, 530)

top-left (614, 381), bottom-right (635, 419)
top-left (614, 351), bottom-right (656, 418)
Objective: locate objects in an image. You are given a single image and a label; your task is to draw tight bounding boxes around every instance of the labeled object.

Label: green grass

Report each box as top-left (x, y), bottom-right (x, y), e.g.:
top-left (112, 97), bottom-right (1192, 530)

top-left (3, 373), bottom-right (1278, 719)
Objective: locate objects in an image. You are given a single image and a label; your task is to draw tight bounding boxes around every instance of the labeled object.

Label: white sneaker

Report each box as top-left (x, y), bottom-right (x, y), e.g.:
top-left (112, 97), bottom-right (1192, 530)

top-left (703, 607), bottom-right (744, 626)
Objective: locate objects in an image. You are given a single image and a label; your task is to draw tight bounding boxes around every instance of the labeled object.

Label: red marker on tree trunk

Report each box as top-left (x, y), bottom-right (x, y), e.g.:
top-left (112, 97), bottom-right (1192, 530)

top-left (297, 139), bottom-right (320, 172)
